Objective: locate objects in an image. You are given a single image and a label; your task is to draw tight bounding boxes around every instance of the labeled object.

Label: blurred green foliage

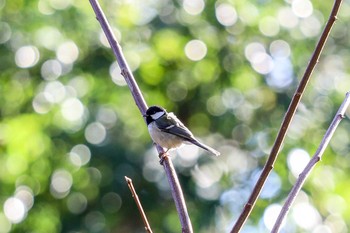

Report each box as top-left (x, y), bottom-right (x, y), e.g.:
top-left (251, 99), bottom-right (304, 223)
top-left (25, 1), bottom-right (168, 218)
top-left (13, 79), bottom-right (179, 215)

top-left (1, 0), bottom-right (350, 232)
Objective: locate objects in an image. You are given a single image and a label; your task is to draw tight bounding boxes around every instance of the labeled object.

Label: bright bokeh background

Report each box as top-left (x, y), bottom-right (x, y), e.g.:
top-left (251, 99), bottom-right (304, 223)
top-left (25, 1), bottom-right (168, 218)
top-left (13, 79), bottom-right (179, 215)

top-left (1, 0), bottom-right (350, 232)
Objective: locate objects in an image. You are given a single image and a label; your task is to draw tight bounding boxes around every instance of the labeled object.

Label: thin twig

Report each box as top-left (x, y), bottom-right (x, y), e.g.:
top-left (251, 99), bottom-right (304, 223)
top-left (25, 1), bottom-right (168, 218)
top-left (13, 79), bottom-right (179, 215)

top-left (231, 1), bottom-right (343, 232)
top-left (125, 176), bottom-right (154, 233)
top-left (89, 1), bottom-right (193, 232)
top-left (271, 92), bottom-right (350, 232)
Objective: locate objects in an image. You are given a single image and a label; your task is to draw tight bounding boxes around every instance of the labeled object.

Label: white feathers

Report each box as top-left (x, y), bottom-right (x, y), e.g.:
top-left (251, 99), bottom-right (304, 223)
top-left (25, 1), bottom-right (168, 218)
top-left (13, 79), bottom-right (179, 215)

top-left (150, 111), bottom-right (165, 120)
top-left (148, 122), bottom-right (183, 150)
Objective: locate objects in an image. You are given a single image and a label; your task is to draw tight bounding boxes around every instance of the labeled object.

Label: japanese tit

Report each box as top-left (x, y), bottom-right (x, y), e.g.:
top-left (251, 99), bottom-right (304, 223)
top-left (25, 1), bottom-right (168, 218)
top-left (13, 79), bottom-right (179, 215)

top-left (145, 105), bottom-right (220, 156)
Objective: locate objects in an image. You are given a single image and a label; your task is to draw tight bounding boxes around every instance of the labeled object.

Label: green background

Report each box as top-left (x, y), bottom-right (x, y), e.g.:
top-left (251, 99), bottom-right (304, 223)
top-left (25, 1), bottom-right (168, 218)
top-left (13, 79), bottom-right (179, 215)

top-left (1, 0), bottom-right (350, 232)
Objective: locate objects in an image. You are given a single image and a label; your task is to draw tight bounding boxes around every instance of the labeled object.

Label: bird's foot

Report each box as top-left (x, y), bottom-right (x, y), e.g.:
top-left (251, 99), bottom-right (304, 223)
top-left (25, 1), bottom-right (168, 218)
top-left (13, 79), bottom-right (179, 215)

top-left (159, 151), bottom-right (168, 165)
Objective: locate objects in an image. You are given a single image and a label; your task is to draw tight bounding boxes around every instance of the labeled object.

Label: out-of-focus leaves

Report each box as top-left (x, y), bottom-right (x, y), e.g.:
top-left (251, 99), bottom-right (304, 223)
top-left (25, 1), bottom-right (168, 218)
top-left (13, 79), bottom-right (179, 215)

top-left (1, 0), bottom-right (350, 232)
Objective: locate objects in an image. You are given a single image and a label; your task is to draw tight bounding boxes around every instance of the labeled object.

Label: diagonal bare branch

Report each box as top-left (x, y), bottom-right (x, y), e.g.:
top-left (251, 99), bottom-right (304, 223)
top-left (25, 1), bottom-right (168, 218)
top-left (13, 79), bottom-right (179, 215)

top-left (271, 91), bottom-right (350, 232)
top-left (231, 1), bottom-right (344, 232)
top-left (125, 176), bottom-right (154, 233)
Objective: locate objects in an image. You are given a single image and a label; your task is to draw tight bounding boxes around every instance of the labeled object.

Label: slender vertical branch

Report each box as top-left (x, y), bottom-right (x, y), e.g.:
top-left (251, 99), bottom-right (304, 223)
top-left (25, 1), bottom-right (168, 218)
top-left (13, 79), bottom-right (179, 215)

top-left (89, 0), bottom-right (147, 114)
top-left (271, 92), bottom-right (350, 232)
top-left (231, 1), bottom-right (343, 232)
top-left (125, 176), bottom-right (154, 233)
top-left (89, 1), bottom-right (193, 232)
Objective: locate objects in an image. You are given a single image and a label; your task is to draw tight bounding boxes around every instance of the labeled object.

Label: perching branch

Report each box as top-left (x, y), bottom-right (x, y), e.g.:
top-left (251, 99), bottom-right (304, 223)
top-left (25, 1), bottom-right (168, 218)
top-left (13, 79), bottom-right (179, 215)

top-left (271, 91), bottom-right (350, 233)
top-left (125, 176), bottom-right (153, 233)
top-left (89, 1), bottom-right (193, 232)
top-left (231, 1), bottom-right (343, 232)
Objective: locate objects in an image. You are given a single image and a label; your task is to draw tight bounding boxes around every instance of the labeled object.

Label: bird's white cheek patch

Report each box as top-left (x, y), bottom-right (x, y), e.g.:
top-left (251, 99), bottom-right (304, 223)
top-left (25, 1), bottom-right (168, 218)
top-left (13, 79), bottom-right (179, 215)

top-left (151, 111), bottom-right (164, 120)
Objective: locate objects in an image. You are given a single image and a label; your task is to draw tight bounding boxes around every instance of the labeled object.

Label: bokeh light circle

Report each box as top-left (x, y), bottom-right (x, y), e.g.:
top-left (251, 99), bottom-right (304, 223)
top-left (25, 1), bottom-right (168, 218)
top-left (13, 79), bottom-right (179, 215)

top-left (15, 46), bottom-right (40, 68)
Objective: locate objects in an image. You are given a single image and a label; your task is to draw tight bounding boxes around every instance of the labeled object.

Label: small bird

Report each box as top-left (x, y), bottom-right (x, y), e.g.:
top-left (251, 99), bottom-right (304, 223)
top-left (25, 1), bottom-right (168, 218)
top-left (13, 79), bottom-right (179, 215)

top-left (144, 105), bottom-right (220, 156)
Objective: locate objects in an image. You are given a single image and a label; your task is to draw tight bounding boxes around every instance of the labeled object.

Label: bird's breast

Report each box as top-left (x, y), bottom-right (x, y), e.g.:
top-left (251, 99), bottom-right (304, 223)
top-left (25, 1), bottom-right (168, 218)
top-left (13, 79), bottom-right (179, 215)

top-left (148, 123), bottom-right (183, 150)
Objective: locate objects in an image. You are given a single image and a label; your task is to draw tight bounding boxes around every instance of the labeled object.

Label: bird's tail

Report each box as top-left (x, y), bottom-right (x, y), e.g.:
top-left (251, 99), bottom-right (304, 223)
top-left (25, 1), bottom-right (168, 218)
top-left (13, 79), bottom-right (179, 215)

top-left (190, 139), bottom-right (220, 156)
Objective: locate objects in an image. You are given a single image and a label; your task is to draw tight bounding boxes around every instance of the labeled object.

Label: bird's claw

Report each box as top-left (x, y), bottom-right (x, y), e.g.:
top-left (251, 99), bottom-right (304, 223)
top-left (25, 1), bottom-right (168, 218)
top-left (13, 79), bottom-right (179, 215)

top-left (159, 152), bottom-right (167, 165)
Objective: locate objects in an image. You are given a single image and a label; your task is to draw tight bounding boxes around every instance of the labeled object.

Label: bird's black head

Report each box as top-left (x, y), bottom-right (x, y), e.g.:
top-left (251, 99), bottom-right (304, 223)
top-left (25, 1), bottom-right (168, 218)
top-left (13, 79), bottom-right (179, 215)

top-left (145, 105), bottom-right (166, 125)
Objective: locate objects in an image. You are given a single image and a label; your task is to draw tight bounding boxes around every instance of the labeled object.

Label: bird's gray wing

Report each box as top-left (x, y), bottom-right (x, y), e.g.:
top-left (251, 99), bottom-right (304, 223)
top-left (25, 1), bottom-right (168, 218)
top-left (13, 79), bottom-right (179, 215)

top-left (157, 113), bottom-right (221, 156)
top-left (155, 113), bottom-right (195, 141)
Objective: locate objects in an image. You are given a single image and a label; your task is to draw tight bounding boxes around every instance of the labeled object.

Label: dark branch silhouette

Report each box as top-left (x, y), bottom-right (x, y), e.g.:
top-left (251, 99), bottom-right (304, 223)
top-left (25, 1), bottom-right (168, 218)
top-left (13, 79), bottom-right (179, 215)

top-left (231, 0), bottom-right (343, 232)
top-left (272, 91), bottom-right (350, 232)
